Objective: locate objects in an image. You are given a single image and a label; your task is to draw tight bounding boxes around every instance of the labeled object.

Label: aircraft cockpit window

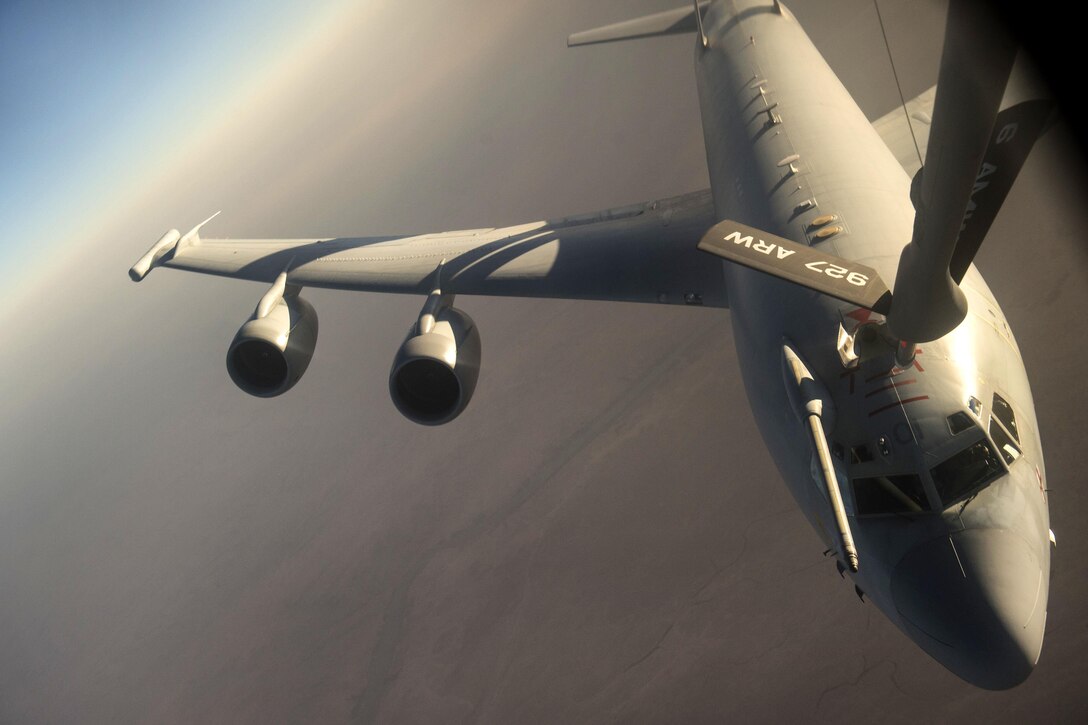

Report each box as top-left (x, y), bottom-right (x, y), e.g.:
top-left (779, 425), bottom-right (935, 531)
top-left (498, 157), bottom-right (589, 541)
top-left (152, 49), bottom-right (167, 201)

top-left (988, 394), bottom-right (1022, 464)
top-left (931, 439), bottom-right (1004, 506)
top-left (852, 474), bottom-right (929, 516)
top-left (992, 394), bottom-right (1020, 442)
top-left (850, 444), bottom-right (873, 464)
top-left (989, 394), bottom-right (1022, 465)
top-left (947, 411), bottom-right (974, 435)
top-left (968, 396), bottom-right (982, 416)
top-left (989, 422), bottom-right (1020, 465)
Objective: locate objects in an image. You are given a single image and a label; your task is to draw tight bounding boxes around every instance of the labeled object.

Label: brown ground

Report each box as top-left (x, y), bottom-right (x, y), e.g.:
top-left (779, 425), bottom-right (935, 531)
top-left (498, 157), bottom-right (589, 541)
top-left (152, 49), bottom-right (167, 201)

top-left (1, 1), bottom-right (1085, 722)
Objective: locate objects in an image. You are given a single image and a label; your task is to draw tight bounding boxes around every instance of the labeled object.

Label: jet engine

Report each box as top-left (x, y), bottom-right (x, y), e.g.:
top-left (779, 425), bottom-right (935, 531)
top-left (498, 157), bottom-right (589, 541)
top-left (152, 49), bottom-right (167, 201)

top-left (389, 283), bottom-right (481, 426)
top-left (226, 272), bottom-right (318, 397)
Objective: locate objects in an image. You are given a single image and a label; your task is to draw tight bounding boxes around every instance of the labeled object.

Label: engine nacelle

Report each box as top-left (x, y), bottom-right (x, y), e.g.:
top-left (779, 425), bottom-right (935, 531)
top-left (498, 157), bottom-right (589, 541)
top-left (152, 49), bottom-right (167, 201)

top-left (226, 287), bottom-right (318, 398)
top-left (389, 305), bottom-right (481, 425)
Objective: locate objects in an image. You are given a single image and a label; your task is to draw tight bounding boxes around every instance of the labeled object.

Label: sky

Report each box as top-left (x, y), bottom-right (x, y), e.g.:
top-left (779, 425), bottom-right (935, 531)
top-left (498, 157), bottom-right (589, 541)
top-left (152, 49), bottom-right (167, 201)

top-left (1, 1), bottom-right (1086, 722)
top-left (1, 0), bottom-right (352, 300)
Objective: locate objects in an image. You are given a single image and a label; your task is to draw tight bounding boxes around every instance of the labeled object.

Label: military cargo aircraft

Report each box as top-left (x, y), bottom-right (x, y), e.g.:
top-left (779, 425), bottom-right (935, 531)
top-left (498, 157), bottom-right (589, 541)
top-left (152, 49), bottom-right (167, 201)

top-left (130, 0), bottom-right (1055, 689)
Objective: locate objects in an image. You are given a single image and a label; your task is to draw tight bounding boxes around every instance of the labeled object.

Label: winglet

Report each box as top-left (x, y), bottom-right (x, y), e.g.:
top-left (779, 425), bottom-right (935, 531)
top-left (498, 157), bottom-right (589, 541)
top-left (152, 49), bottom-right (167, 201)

top-left (568, 3), bottom-right (705, 47)
top-left (129, 229), bottom-right (181, 282)
top-left (130, 212), bottom-right (220, 282)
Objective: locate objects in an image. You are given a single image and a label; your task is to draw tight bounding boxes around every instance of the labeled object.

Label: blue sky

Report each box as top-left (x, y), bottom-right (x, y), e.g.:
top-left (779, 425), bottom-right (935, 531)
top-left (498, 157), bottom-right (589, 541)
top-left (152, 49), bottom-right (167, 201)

top-left (0, 0), bottom-right (340, 277)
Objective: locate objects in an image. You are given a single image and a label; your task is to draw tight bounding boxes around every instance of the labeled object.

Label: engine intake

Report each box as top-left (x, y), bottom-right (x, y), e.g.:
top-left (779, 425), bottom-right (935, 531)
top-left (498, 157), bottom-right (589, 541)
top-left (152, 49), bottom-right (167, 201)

top-left (389, 289), bottom-right (481, 425)
top-left (226, 274), bottom-right (318, 397)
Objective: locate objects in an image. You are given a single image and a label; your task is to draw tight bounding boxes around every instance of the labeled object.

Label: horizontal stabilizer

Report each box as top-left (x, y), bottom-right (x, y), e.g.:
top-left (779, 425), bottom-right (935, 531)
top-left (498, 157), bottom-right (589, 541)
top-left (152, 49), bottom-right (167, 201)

top-left (698, 220), bottom-right (892, 313)
top-left (567, 3), bottom-right (706, 47)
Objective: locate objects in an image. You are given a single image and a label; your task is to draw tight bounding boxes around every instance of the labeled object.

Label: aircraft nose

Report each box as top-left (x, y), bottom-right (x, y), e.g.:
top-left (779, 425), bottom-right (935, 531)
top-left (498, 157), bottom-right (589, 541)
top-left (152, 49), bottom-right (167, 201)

top-left (891, 528), bottom-right (1046, 689)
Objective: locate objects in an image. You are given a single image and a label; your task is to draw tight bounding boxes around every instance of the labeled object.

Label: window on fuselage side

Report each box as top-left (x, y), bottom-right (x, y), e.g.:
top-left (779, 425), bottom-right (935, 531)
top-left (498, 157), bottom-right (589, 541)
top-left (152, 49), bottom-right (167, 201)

top-left (991, 394), bottom-right (1020, 442)
top-left (989, 393), bottom-right (1022, 464)
top-left (947, 411), bottom-right (974, 435)
top-left (990, 419), bottom-right (1021, 464)
top-left (851, 444), bottom-right (873, 464)
top-left (931, 439), bottom-right (1004, 507)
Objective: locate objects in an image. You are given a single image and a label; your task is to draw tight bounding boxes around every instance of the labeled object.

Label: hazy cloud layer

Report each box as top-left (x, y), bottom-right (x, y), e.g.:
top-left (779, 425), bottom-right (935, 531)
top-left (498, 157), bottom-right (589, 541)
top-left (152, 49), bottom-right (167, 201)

top-left (2, 1), bottom-right (1086, 722)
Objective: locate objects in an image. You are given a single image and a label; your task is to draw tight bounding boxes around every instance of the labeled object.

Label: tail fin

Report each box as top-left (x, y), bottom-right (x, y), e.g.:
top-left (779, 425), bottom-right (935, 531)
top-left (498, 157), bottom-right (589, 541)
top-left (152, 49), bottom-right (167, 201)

top-left (567, 2), bottom-right (707, 47)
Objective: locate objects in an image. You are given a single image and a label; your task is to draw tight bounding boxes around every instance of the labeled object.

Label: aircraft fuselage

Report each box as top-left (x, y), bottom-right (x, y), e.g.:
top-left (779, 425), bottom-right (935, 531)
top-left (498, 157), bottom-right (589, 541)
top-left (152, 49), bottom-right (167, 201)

top-left (694, 0), bottom-right (1050, 689)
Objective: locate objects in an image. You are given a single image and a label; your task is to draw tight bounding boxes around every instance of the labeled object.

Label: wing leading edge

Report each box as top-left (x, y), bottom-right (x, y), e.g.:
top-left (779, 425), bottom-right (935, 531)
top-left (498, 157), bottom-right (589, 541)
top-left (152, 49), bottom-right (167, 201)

top-left (133, 189), bottom-right (728, 308)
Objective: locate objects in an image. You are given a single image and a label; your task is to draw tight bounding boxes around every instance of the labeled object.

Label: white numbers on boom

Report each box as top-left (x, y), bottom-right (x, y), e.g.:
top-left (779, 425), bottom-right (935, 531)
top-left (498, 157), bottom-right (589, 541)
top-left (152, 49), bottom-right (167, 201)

top-left (804, 260), bottom-right (869, 286)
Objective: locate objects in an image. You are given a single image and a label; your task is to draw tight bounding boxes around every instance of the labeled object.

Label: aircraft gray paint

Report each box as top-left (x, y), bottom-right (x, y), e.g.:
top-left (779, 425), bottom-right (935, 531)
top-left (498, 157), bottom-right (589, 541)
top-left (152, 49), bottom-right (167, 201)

top-left (130, 0), bottom-right (1054, 689)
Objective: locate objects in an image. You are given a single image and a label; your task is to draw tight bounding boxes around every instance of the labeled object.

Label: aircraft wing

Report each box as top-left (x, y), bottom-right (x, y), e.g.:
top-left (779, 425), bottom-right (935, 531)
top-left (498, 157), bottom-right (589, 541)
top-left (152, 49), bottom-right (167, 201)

top-left (133, 189), bottom-right (727, 308)
top-left (871, 85), bottom-right (936, 176)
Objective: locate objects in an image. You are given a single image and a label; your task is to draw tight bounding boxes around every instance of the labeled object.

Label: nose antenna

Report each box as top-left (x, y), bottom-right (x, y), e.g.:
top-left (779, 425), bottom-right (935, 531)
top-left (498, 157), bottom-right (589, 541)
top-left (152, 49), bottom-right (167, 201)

top-left (784, 343), bottom-right (859, 572)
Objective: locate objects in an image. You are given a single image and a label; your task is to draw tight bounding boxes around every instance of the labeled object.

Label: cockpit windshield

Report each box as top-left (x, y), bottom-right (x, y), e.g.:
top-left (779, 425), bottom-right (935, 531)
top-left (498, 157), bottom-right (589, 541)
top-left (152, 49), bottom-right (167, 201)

top-left (989, 393), bottom-right (1022, 464)
top-left (931, 439), bottom-right (1004, 506)
top-left (852, 474), bottom-right (929, 516)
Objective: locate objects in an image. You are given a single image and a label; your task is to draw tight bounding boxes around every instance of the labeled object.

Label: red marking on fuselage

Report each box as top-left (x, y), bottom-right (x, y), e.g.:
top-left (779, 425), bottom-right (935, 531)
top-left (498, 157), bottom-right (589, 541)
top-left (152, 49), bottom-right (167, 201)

top-left (864, 378), bottom-right (917, 398)
top-left (868, 395), bottom-right (930, 417)
top-left (910, 347), bottom-right (925, 370)
top-left (864, 348), bottom-right (925, 383)
top-left (865, 366), bottom-right (912, 383)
